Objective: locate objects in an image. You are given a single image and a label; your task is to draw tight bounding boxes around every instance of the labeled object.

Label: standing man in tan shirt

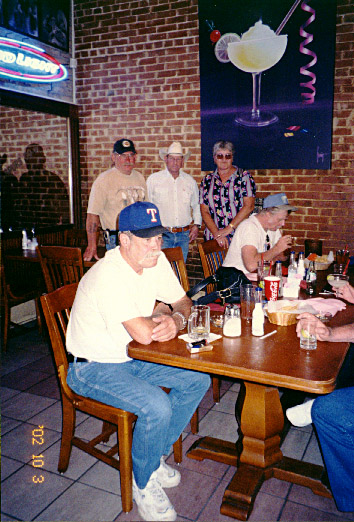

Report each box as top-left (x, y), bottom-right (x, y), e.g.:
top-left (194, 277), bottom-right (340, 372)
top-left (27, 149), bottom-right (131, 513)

top-left (84, 139), bottom-right (147, 261)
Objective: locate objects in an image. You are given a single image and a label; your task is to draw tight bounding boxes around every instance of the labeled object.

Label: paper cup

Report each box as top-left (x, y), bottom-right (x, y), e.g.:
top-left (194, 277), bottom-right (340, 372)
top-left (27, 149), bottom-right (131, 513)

top-left (264, 276), bottom-right (280, 301)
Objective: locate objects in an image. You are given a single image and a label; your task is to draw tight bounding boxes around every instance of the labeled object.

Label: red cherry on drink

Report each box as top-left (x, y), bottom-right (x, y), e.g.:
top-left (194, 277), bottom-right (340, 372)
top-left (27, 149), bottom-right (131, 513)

top-left (210, 30), bottom-right (221, 43)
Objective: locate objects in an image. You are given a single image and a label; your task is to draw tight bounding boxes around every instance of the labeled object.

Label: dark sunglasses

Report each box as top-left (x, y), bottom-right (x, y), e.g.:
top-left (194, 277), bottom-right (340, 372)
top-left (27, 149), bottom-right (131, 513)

top-left (265, 234), bottom-right (271, 251)
top-left (216, 153), bottom-right (232, 160)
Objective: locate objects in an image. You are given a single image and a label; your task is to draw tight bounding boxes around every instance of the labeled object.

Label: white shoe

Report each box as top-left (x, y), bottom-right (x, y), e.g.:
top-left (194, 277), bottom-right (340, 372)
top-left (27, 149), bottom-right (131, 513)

top-left (154, 456), bottom-right (181, 488)
top-left (133, 475), bottom-right (177, 521)
top-left (286, 399), bottom-right (315, 427)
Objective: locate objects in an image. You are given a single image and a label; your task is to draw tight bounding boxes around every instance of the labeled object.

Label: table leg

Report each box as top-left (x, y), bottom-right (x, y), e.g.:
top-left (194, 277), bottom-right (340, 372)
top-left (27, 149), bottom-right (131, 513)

top-left (187, 381), bottom-right (332, 521)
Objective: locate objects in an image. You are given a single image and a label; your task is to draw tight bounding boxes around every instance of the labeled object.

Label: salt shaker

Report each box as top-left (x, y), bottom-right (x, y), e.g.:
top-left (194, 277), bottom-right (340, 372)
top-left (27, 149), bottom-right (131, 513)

top-left (223, 304), bottom-right (241, 337)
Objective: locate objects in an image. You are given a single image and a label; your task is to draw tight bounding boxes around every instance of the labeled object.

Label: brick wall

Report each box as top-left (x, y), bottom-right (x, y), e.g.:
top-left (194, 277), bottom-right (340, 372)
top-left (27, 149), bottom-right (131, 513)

top-left (74, 0), bottom-right (353, 286)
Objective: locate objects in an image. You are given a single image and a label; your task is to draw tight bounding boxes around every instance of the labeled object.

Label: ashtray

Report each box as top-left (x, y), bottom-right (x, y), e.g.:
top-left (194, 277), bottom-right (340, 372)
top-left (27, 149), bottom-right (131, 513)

top-left (211, 314), bottom-right (224, 328)
top-left (315, 312), bottom-right (332, 323)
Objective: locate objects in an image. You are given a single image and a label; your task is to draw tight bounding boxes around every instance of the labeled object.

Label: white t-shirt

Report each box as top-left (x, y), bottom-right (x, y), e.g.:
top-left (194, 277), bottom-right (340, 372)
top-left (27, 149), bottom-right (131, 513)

top-left (87, 167), bottom-right (147, 230)
top-left (66, 248), bottom-right (185, 363)
top-left (223, 214), bottom-right (281, 274)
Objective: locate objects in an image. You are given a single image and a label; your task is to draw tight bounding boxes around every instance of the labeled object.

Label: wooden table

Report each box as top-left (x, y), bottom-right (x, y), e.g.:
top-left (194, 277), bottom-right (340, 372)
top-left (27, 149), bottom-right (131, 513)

top-left (128, 305), bottom-right (353, 520)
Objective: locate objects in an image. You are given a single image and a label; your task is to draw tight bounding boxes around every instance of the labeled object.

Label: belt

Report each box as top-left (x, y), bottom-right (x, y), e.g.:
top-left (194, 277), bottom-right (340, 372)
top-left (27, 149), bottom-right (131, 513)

top-left (68, 354), bottom-right (90, 363)
top-left (165, 226), bottom-right (190, 233)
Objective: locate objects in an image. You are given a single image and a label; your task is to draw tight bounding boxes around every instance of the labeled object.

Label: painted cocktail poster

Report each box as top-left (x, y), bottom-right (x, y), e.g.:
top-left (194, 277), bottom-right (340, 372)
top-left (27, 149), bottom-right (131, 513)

top-left (198, 0), bottom-right (336, 170)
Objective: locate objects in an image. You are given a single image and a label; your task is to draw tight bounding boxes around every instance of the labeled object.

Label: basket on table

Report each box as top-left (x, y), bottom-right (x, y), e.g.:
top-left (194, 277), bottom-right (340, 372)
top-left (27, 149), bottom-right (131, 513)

top-left (267, 311), bottom-right (298, 326)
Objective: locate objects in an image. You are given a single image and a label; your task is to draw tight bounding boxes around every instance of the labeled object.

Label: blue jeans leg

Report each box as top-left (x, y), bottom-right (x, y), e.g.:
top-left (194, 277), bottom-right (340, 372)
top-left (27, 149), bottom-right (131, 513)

top-left (105, 234), bottom-right (118, 250)
top-left (67, 360), bottom-right (210, 489)
top-left (312, 387), bottom-right (354, 512)
top-left (162, 231), bottom-right (190, 262)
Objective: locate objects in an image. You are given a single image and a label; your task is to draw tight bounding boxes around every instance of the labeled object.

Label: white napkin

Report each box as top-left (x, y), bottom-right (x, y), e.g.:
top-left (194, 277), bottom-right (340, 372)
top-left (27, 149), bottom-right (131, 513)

top-left (178, 333), bottom-right (222, 343)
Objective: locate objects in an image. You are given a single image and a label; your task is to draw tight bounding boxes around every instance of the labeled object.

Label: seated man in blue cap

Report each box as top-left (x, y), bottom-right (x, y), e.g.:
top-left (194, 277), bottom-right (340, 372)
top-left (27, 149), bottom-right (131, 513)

top-left (223, 192), bottom-right (298, 276)
top-left (66, 201), bottom-right (210, 521)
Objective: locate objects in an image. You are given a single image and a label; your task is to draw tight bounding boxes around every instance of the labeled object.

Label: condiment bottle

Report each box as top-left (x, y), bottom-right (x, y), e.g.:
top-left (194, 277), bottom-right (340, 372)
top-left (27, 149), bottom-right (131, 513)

top-left (252, 287), bottom-right (264, 336)
top-left (288, 251), bottom-right (297, 279)
top-left (297, 251), bottom-right (305, 279)
top-left (306, 261), bottom-right (317, 295)
top-left (223, 304), bottom-right (241, 337)
top-left (275, 260), bottom-right (283, 297)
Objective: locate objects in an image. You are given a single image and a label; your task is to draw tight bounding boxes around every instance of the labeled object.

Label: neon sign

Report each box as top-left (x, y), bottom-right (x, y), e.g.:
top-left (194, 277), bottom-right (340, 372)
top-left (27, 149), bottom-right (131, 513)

top-left (0, 38), bottom-right (68, 83)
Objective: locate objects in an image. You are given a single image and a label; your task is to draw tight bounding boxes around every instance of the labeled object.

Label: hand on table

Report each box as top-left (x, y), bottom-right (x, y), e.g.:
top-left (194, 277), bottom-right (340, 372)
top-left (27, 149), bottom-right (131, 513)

top-left (296, 312), bottom-right (331, 341)
top-left (151, 315), bottom-right (179, 342)
top-left (83, 246), bottom-right (100, 262)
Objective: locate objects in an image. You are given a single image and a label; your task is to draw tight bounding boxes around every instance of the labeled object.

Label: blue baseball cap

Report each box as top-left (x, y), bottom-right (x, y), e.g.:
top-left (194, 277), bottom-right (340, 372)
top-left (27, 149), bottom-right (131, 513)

top-left (119, 201), bottom-right (167, 238)
top-left (263, 193), bottom-right (298, 212)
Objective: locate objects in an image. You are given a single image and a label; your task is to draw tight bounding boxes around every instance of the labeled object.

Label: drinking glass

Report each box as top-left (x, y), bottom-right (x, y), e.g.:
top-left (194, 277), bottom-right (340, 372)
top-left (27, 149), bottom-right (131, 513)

top-left (188, 305), bottom-right (210, 340)
top-left (336, 249), bottom-right (350, 265)
top-left (240, 284), bottom-right (255, 322)
top-left (257, 260), bottom-right (270, 295)
top-left (228, 31), bottom-right (287, 127)
top-left (328, 274), bottom-right (349, 297)
top-left (299, 319), bottom-right (317, 351)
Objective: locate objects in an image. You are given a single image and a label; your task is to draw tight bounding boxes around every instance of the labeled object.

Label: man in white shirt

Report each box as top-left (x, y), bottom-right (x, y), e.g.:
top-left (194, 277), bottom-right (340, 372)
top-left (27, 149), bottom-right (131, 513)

top-left (84, 139), bottom-right (147, 261)
top-left (67, 201), bottom-right (210, 522)
top-left (223, 193), bottom-right (297, 276)
top-left (147, 142), bottom-right (201, 261)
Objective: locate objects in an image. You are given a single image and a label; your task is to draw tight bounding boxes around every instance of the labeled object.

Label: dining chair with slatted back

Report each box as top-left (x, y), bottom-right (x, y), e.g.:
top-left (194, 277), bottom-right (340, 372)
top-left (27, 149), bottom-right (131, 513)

top-left (198, 239), bottom-right (229, 293)
top-left (40, 283), bottom-right (182, 513)
top-left (162, 246), bottom-right (190, 291)
top-left (162, 246), bottom-right (219, 431)
top-left (198, 239), bottom-right (229, 405)
top-left (37, 245), bottom-right (84, 293)
top-left (1, 262), bottom-right (43, 352)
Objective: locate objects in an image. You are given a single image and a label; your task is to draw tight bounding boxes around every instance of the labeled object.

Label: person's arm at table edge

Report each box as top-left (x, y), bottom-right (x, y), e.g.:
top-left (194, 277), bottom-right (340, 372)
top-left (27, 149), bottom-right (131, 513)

top-left (124, 294), bottom-right (192, 344)
top-left (83, 213), bottom-right (100, 261)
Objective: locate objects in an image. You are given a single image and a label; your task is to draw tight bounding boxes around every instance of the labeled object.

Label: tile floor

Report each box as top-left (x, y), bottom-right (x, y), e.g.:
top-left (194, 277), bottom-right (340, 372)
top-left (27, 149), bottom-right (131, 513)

top-left (1, 323), bottom-right (354, 522)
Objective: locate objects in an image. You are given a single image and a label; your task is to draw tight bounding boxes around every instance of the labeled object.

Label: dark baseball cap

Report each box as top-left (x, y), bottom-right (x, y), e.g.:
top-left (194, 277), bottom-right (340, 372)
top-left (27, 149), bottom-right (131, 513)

top-left (119, 201), bottom-right (167, 238)
top-left (113, 139), bottom-right (136, 155)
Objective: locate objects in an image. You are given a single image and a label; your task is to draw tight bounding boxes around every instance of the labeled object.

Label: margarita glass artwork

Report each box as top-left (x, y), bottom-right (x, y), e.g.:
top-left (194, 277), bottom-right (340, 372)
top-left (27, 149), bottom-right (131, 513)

top-left (228, 21), bottom-right (288, 127)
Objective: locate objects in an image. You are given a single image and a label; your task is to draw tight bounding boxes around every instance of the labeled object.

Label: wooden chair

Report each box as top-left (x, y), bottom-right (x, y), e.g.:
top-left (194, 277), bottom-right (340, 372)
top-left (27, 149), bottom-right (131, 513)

top-left (163, 246), bottom-right (219, 432)
top-left (1, 262), bottom-right (43, 352)
top-left (40, 283), bottom-right (182, 513)
top-left (162, 246), bottom-right (190, 293)
top-left (64, 228), bottom-right (101, 248)
top-left (37, 245), bottom-right (84, 293)
top-left (198, 239), bottom-right (229, 294)
top-left (197, 240), bottom-right (229, 404)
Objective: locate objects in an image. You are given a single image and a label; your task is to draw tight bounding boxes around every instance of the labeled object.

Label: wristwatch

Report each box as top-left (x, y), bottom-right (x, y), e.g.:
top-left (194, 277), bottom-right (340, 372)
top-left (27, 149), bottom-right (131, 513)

top-left (172, 312), bottom-right (187, 330)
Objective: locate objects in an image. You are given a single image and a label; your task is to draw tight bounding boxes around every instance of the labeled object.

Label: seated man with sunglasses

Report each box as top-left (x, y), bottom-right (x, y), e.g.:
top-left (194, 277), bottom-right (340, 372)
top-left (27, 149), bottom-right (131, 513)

top-left (223, 193), bottom-right (297, 275)
top-left (199, 140), bottom-right (256, 248)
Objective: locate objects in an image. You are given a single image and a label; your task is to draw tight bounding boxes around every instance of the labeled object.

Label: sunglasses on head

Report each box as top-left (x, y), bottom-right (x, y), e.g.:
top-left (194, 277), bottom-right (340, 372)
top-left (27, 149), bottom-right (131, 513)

top-left (216, 153), bottom-right (232, 160)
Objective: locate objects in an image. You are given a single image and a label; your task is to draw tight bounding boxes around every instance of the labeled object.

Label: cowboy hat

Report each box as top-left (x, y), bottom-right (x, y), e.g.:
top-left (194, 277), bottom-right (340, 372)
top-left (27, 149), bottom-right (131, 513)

top-left (159, 142), bottom-right (191, 162)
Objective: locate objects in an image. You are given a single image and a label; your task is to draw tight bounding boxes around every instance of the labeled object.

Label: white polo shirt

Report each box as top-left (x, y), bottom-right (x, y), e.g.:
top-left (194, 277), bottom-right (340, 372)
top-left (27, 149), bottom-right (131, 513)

top-left (66, 248), bottom-right (185, 363)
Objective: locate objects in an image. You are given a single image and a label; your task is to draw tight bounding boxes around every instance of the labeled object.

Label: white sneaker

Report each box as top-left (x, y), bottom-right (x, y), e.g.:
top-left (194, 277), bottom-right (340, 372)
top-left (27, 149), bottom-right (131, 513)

top-left (154, 456), bottom-right (181, 488)
top-left (133, 475), bottom-right (177, 521)
top-left (286, 399), bottom-right (315, 427)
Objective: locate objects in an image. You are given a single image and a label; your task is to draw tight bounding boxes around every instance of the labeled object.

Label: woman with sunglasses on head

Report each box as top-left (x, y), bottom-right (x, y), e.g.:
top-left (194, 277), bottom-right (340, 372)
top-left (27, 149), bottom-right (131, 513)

top-left (199, 141), bottom-right (256, 248)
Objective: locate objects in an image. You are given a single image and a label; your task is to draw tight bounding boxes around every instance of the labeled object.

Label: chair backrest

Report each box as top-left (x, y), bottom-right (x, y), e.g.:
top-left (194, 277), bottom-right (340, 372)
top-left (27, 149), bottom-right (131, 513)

top-left (37, 245), bottom-right (84, 293)
top-left (162, 247), bottom-right (190, 292)
top-left (64, 228), bottom-right (91, 247)
top-left (198, 240), bottom-right (228, 293)
top-left (40, 283), bottom-right (78, 375)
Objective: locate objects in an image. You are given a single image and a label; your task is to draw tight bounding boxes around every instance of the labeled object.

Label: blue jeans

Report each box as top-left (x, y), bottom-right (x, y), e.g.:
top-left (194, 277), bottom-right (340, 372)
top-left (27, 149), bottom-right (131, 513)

top-left (312, 387), bottom-right (354, 512)
top-left (67, 360), bottom-right (210, 489)
top-left (105, 234), bottom-right (118, 250)
top-left (162, 231), bottom-right (190, 262)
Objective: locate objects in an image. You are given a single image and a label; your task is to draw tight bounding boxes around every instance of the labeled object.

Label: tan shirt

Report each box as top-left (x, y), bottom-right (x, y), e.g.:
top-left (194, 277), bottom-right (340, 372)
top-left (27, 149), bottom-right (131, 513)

top-left (87, 167), bottom-right (147, 230)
